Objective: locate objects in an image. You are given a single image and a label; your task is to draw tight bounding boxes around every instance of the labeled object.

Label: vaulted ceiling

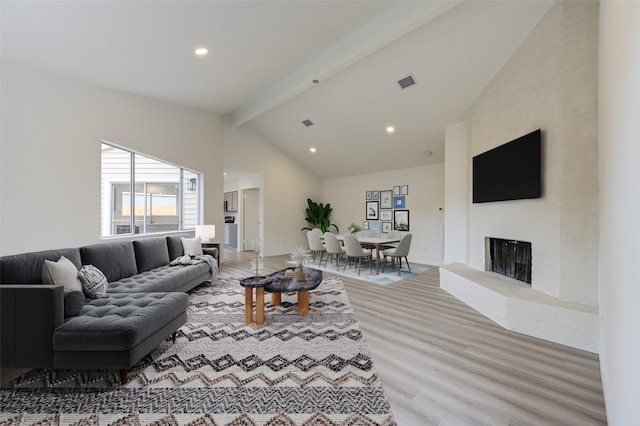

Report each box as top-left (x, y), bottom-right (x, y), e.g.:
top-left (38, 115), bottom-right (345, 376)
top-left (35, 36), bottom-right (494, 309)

top-left (2, 0), bottom-right (553, 179)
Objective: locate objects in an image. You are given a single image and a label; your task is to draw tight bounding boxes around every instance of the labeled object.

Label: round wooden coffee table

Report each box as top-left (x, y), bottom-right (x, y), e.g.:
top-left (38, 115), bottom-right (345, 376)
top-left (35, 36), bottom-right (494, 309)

top-left (239, 267), bottom-right (323, 325)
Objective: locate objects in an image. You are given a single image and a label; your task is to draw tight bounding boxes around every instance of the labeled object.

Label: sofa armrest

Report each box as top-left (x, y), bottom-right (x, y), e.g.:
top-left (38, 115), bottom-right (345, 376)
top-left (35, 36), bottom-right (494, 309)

top-left (1, 284), bottom-right (64, 368)
top-left (202, 247), bottom-right (219, 266)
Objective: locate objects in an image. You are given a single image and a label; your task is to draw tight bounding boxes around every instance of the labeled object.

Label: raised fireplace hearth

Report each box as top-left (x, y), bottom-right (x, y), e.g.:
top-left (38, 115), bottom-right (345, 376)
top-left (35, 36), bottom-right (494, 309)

top-left (486, 237), bottom-right (531, 284)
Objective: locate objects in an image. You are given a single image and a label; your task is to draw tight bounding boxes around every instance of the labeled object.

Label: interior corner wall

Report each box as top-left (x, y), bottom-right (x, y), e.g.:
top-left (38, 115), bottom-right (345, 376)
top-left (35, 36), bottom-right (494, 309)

top-left (0, 63), bottom-right (224, 256)
top-left (444, 121), bottom-right (468, 265)
top-left (598, 1), bottom-right (640, 424)
top-left (223, 124), bottom-right (322, 257)
top-left (321, 164), bottom-right (445, 266)
top-left (468, 1), bottom-right (599, 305)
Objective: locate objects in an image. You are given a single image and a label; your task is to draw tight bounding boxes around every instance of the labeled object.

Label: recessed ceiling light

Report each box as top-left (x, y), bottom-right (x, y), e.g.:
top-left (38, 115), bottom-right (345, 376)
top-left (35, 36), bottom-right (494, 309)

top-left (223, 172), bottom-right (228, 176)
top-left (424, 150), bottom-right (433, 156)
top-left (312, 79), bottom-right (320, 84)
top-left (310, 147), bottom-right (317, 153)
top-left (386, 126), bottom-right (395, 133)
top-left (194, 47), bottom-right (208, 56)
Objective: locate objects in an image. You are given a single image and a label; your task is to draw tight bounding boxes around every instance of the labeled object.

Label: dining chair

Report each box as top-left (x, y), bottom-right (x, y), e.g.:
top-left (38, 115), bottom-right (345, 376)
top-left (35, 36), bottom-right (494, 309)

top-left (311, 228), bottom-right (323, 236)
top-left (307, 230), bottom-right (326, 264)
top-left (380, 230), bottom-right (401, 250)
top-left (367, 228), bottom-right (381, 238)
top-left (342, 234), bottom-right (373, 276)
top-left (323, 232), bottom-right (346, 270)
top-left (382, 233), bottom-right (412, 275)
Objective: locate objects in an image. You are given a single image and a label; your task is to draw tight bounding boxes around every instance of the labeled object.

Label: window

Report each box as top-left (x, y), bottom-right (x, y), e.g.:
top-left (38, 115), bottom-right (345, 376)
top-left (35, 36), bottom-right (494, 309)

top-left (101, 142), bottom-right (201, 237)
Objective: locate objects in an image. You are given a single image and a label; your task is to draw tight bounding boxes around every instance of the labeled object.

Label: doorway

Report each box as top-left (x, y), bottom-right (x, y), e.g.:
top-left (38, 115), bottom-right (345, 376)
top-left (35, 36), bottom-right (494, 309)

top-left (243, 188), bottom-right (260, 251)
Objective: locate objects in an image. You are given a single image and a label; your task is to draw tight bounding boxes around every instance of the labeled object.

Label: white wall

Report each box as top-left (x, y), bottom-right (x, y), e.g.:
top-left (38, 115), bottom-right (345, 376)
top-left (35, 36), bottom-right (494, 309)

top-left (223, 124), bottom-right (321, 257)
top-left (1, 64), bottom-right (224, 256)
top-left (469, 1), bottom-right (599, 305)
top-left (321, 164), bottom-right (445, 266)
top-left (598, 2), bottom-right (640, 424)
top-left (443, 121), bottom-right (468, 264)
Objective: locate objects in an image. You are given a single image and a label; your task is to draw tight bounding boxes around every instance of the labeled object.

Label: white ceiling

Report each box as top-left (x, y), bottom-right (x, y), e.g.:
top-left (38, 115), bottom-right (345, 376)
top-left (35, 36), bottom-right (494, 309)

top-left (2, 0), bottom-right (553, 179)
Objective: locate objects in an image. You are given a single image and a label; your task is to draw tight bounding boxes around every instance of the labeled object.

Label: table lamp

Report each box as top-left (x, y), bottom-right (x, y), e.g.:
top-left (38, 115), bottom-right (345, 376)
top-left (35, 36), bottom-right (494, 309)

top-left (195, 225), bottom-right (215, 242)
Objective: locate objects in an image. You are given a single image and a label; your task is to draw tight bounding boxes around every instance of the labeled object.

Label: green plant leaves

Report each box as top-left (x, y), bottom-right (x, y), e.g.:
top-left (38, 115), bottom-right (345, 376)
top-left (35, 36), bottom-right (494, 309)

top-left (301, 198), bottom-right (339, 233)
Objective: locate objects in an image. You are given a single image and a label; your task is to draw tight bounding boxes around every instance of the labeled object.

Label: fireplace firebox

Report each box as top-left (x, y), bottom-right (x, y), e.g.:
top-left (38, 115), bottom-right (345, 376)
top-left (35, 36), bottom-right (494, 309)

top-left (486, 237), bottom-right (532, 285)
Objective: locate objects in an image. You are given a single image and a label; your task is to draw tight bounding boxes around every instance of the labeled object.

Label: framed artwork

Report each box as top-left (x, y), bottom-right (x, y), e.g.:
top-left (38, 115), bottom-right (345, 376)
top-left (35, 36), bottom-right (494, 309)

top-left (366, 191), bottom-right (372, 200)
top-left (373, 190), bottom-right (379, 200)
top-left (366, 201), bottom-right (379, 220)
top-left (394, 196), bottom-right (405, 208)
top-left (382, 222), bottom-right (392, 233)
top-left (394, 210), bottom-right (410, 231)
top-left (380, 209), bottom-right (392, 221)
top-left (380, 190), bottom-right (393, 209)
top-left (401, 185), bottom-right (409, 195)
top-left (363, 221), bottom-right (369, 230)
top-left (393, 186), bottom-right (400, 196)
top-left (369, 221), bottom-right (381, 232)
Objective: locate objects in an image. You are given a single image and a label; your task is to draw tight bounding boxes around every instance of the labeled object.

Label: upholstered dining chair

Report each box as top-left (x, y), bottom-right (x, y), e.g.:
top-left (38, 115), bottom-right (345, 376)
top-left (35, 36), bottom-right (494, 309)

top-left (323, 232), bottom-right (346, 270)
top-left (307, 230), bottom-right (326, 264)
top-left (342, 234), bottom-right (373, 276)
top-left (382, 233), bottom-right (412, 275)
top-left (380, 230), bottom-right (401, 250)
top-left (367, 228), bottom-right (381, 238)
top-left (311, 228), bottom-right (323, 236)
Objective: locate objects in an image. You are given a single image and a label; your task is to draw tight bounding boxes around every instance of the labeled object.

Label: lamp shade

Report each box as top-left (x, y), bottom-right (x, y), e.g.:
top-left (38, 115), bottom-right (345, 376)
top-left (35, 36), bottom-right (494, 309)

top-left (195, 225), bottom-right (215, 242)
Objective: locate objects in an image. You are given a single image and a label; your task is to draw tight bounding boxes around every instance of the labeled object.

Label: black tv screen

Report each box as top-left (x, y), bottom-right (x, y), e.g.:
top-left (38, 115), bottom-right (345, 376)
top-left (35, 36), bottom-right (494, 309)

top-left (473, 129), bottom-right (541, 203)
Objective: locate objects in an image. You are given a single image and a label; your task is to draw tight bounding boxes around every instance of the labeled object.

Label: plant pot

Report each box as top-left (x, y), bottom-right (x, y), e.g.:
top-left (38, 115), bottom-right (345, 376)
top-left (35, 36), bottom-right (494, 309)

top-left (295, 264), bottom-right (306, 282)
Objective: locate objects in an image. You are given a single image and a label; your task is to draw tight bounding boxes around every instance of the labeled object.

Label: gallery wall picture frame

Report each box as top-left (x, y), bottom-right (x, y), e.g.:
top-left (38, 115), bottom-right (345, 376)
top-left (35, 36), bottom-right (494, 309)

top-left (369, 221), bottom-right (381, 232)
top-left (366, 191), bottom-right (372, 200)
top-left (401, 185), bottom-right (409, 195)
top-left (363, 221), bottom-right (369, 230)
top-left (380, 190), bottom-right (393, 209)
top-left (380, 209), bottom-right (392, 221)
top-left (382, 222), bottom-right (392, 233)
top-left (393, 196), bottom-right (405, 208)
top-left (373, 190), bottom-right (379, 200)
top-left (394, 210), bottom-right (410, 231)
top-left (393, 186), bottom-right (400, 196)
top-left (366, 201), bottom-right (379, 220)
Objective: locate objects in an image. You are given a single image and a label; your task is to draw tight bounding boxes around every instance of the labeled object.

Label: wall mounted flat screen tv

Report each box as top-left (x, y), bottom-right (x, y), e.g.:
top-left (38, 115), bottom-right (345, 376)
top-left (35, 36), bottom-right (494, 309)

top-left (473, 129), bottom-right (541, 203)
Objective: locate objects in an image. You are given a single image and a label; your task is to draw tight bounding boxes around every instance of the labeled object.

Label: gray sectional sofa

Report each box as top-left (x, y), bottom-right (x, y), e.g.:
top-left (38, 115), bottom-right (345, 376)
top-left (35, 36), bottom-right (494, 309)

top-left (0, 235), bottom-right (218, 383)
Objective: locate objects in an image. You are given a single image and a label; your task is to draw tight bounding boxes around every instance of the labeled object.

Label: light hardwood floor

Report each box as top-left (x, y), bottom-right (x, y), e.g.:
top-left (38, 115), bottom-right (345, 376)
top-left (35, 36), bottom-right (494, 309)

top-left (223, 250), bottom-right (607, 426)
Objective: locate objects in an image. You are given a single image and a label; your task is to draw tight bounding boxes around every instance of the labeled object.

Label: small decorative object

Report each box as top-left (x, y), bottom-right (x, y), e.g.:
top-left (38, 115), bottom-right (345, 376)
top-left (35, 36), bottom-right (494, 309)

top-left (347, 222), bottom-right (362, 234)
top-left (290, 245), bottom-right (311, 282)
top-left (250, 238), bottom-right (264, 279)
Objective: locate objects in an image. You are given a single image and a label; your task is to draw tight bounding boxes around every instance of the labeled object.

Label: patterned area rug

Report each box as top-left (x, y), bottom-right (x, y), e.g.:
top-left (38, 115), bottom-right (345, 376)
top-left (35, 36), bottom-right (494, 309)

top-left (0, 276), bottom-right (396, 425)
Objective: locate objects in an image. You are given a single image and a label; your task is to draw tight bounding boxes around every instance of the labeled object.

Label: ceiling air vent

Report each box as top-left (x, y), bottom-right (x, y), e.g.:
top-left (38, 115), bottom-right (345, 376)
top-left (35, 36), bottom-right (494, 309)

top-left (302, 119), bottom-right (314, 127)
top-left (397, 75), bottom-right (417, 89)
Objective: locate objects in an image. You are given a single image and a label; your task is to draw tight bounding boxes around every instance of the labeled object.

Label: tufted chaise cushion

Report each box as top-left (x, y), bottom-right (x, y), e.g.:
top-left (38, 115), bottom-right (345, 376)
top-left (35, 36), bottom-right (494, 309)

top-left (107, 263), bottom-right (211, 293)
top-left (53, 292), bottom-right (188, 352)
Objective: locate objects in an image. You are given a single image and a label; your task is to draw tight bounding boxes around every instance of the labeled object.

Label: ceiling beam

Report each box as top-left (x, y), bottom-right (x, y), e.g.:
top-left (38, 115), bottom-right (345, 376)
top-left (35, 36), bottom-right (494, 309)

top-left (228, 0), bottom-right (462, 127)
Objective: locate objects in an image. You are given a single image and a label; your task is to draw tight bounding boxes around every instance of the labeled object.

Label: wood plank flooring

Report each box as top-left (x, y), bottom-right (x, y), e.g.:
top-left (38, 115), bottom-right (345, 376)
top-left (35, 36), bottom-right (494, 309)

top-left (222, 250), bottom-right (607, 426)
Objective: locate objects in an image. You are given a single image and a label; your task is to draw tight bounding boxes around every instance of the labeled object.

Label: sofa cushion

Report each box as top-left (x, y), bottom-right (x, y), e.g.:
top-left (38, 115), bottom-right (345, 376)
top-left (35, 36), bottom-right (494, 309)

top-left (181, 237), bottom-right (203, 256)
top-left (166, 236), bottom-right (185, 261)
top-left (42, 256), bottom-right (83, 292)
top-left (64, 290), bottom-right (86, 317)
top-left (78, 265), bottom-right (109, 298)
top-left (1, 248), bottom-right (81, 284)
top-left (107, 263), bottom-right (211, 293)
top-left (133, 238), bottom-right (170, 273)
top-left (80, 241), bottom-right (138, 283)
top-left (53, 292), bottom-right (189, 351)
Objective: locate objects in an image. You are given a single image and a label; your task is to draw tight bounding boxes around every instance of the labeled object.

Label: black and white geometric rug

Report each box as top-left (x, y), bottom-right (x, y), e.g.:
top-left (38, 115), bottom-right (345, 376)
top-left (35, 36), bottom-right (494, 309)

top-left (0, 276), bottom-right (396, 425)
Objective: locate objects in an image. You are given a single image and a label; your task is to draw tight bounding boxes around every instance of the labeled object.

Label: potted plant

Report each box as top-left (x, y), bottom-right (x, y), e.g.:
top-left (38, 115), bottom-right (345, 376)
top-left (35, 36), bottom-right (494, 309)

top-left (290, 245), bottom-right (311, 281)
top-left (347, 222), bottom-right (363, 235)
top-left (300, 198), bottom-right (339, 233)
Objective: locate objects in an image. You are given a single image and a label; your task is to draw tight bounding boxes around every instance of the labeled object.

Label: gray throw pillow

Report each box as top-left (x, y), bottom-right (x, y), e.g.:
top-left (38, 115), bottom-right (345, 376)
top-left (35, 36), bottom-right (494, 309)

top-left (78, 265), bottom-right (108, 298)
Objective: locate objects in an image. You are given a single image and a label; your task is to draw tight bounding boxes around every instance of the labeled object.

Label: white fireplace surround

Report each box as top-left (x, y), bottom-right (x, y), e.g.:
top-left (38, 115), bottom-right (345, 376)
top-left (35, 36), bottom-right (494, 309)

top-left (440, 263), bottom-right (599, 353)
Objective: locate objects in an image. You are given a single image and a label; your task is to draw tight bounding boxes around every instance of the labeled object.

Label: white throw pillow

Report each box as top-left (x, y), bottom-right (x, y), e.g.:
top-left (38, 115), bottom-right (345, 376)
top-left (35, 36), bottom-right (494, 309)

top-left (181, 237), bottom-right (203, 256)
top-left (42, 256), bottom-right (83, 292)
top-left (78, 265), bottom-right (109, 298)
